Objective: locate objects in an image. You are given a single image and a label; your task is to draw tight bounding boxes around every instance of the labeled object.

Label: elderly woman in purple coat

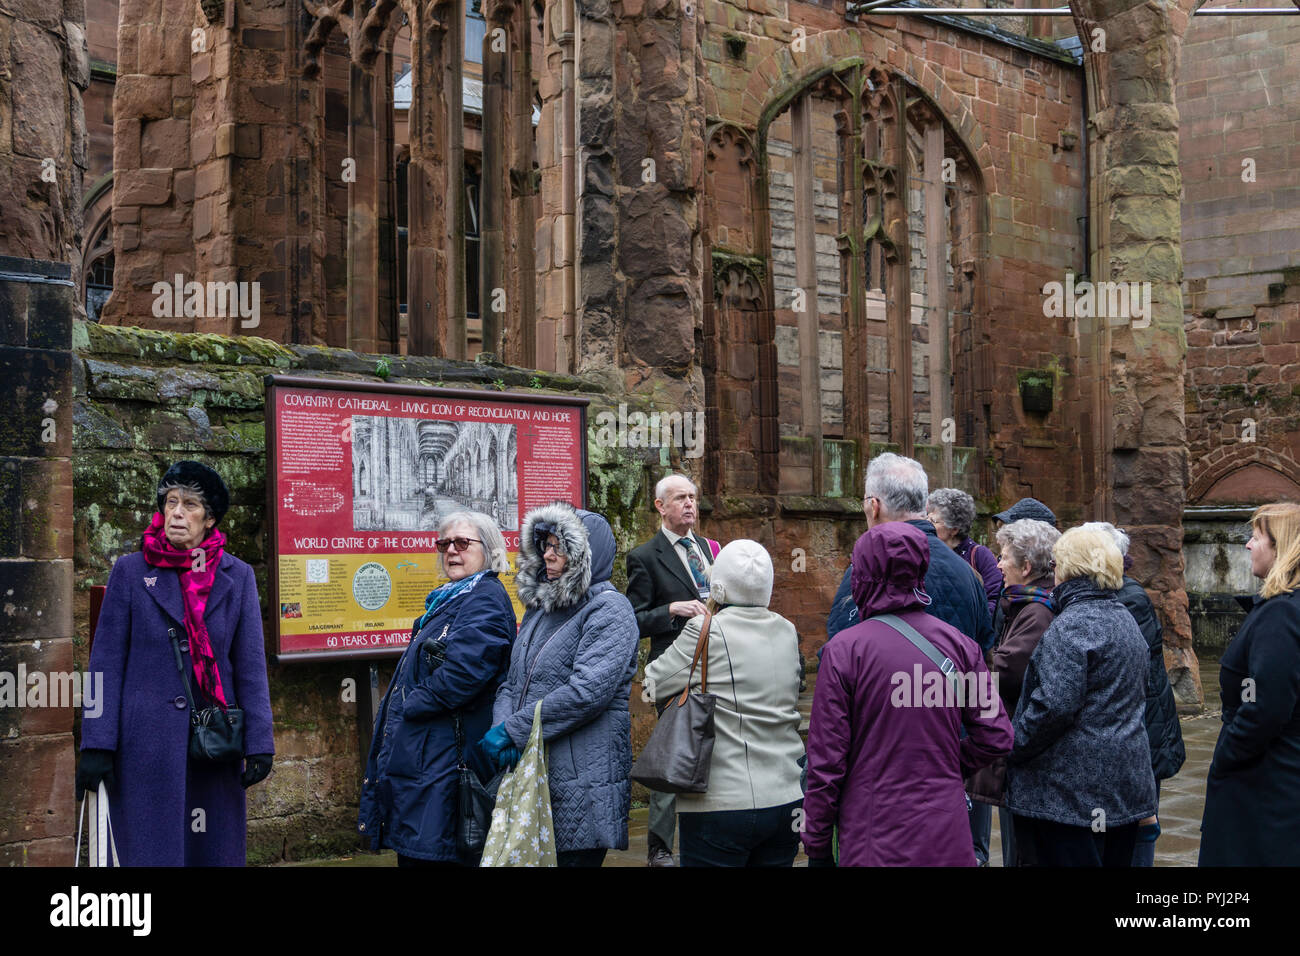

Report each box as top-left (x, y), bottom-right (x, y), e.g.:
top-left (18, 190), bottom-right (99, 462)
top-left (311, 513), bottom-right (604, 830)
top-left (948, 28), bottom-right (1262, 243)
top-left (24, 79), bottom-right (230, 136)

top-left (803, 522), bottom-right (1012, 866)
top-left (76, 461), bottom-right (275, 866)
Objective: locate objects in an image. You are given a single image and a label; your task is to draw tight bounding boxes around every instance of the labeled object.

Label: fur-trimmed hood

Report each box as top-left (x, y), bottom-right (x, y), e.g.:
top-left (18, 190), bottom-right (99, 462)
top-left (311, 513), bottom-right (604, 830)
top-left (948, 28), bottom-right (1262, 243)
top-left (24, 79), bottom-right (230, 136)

top-left (516, 502), bottom-right (617, 612)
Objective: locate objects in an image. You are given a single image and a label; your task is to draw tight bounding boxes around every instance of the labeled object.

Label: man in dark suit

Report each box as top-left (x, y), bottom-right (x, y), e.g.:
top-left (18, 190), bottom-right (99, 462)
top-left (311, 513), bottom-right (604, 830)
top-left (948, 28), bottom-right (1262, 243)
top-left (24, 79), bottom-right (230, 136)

top-left (626, 473), bottom-right (719, 866)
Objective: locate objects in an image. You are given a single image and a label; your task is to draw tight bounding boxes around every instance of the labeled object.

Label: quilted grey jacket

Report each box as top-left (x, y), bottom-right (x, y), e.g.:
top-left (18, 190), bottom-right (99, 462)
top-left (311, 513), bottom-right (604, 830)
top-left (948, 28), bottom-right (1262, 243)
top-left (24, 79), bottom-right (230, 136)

top-left (492, 502), bottom-right (639, 852)
top-left (1006, 577), bottom-right (1157, 828)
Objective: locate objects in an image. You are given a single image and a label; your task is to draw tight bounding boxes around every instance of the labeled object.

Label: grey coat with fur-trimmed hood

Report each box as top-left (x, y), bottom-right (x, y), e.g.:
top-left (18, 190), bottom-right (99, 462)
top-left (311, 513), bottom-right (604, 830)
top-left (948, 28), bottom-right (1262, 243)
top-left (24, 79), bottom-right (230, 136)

top-left (492, 502), bottom-right (640, 852)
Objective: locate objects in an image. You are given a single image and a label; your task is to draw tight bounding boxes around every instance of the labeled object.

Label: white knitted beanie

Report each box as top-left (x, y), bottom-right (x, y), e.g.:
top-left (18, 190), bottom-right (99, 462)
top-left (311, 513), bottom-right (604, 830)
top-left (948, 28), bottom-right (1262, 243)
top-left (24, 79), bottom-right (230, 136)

top-left (708, 539), bottom-right (774, 608)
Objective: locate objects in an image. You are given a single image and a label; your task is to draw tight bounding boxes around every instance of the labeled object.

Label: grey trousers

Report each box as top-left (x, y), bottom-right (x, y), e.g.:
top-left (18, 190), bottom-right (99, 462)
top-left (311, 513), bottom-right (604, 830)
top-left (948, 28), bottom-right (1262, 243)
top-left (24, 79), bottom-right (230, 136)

top-left (648, 789), bottom-right (677, 851)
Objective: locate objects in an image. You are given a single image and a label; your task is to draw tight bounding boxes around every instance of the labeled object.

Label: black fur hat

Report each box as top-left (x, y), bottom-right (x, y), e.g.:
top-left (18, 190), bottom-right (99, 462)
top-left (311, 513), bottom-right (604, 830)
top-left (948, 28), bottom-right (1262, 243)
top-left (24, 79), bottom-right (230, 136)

top-left (156, 460), bottom-right (230, 524)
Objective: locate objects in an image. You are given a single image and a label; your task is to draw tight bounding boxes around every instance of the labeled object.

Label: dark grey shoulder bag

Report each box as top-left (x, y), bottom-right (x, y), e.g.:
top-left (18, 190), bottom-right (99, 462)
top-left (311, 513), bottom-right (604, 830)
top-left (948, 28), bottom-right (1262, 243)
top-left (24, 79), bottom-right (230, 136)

top-left (630, 613), bottom-right (717, 794)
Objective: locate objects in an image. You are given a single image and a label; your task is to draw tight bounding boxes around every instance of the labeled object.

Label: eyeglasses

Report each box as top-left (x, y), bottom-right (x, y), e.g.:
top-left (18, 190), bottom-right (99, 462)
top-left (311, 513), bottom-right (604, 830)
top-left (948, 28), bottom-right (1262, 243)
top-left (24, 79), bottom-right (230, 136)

top-left (436, 537), bottom-right (481, 553)
top-left (542, 541), bottom-right (562, 555)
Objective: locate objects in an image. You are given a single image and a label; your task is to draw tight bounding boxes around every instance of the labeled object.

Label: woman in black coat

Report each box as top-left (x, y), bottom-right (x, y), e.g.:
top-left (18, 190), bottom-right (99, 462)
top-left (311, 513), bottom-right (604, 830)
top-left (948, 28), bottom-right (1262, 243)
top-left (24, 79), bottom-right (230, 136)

top-left (1200, 502), bottom-right (1300, 866)
top-left (358, 510), bottom-right (516, 867)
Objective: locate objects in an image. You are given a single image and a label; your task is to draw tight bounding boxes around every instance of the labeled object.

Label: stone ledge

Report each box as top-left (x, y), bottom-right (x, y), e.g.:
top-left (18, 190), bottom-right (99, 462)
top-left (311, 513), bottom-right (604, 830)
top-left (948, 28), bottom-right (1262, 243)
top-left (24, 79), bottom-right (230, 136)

top-left (76, 321), bottom-right (608, 396)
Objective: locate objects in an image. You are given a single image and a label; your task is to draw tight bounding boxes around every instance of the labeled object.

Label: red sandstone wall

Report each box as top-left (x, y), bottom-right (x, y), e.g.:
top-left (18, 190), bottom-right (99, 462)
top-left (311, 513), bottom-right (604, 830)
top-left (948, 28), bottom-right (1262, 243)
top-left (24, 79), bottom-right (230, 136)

top-left (1180, 14), bottom-right (1300, 506)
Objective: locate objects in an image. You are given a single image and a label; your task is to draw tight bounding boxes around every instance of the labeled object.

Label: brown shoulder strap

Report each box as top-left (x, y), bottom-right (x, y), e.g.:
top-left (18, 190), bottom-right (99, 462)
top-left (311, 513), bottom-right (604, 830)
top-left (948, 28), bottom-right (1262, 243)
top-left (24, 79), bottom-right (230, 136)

top-left (679, 612), bottom-right (712, 705)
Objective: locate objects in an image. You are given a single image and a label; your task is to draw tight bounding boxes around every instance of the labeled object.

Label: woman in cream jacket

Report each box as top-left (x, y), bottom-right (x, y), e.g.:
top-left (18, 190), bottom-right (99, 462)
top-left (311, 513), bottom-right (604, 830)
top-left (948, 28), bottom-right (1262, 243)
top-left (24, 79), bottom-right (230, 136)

top-left (645, 539), bottom-right (805, 867)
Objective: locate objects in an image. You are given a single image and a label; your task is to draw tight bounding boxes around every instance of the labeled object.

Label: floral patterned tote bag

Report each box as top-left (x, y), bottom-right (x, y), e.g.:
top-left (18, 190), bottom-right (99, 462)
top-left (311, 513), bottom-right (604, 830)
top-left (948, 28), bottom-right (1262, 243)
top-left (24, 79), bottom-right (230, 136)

top-left (481, 700), bottom-right (557, 867)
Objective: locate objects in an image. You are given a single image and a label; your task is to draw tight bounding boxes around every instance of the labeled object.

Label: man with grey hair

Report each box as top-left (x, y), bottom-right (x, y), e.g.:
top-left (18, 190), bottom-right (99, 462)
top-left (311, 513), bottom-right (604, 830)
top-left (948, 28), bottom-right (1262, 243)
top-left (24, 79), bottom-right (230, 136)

top-left (827, 454), bottom-right (993, 652)
top-left (626, 473), bottom-right (722, 866)
top-left (1078, 522), bottom-right (1186, 866)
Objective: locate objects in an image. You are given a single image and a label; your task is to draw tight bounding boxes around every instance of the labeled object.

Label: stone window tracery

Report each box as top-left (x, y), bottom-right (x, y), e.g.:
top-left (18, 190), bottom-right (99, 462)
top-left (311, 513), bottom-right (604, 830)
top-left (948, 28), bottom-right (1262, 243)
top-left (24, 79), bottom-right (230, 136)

top-left (703, 65), bottom-right (985, 499)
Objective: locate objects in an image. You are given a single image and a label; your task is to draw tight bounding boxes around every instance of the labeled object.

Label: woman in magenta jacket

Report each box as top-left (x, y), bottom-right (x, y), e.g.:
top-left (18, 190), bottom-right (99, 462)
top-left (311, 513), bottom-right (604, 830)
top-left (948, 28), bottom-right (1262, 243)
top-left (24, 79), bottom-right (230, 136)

top-left (803, 521), bottom-right (1013, 866)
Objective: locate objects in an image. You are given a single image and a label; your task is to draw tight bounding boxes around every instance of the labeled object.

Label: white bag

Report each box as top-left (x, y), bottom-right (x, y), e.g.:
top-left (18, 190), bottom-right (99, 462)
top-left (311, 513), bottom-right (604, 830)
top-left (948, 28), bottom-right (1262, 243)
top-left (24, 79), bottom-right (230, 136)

top-left (75, 781), bottom-right (120, 867)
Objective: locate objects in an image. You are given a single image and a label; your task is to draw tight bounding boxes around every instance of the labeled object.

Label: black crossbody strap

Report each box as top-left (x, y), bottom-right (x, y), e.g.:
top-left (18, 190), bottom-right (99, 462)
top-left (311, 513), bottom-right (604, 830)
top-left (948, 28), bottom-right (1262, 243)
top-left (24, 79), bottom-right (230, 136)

top-left (167, 624), bottom-right (239, 709)
top-left (871, 613), bottom-right (961, 692)
top-left (452, 713), bottom-right (467, 769)
top-left (168, 627), bottom-right (198, 711)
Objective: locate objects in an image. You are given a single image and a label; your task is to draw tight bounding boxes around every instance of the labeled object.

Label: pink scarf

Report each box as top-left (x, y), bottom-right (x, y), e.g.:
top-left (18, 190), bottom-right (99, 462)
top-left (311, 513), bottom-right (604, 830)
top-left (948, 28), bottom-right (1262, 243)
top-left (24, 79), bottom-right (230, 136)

top-left (141, 512), bottom-right (229, 709)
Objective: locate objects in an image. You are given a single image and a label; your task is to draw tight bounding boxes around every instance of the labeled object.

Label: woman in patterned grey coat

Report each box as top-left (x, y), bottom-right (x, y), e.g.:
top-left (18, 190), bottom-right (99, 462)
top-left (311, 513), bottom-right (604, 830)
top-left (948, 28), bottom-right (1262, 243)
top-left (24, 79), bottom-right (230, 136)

top-left (1006, 526), bottom-right (1157, 866)
top-left (488, 502), bottom-right (639, 867)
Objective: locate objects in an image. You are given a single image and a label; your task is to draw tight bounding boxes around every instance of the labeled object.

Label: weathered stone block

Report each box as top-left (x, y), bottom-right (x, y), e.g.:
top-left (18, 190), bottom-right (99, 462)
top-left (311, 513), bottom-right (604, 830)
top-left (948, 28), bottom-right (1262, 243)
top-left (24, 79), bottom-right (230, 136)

top-left (0, 735), bottom-right (75, 845)
top-left (10, 22), bottom-right (64, 159)
top-left (114, 74), bottom-right (174, 121)
top-left (581, 194), bottom-right (614, 265)
top-left (115, 167), bottom-right (173, 206)
top-left (582, 89), bottom-right (616, 147)
top-left (625, 274), bottom-right (694, 368)
top-left (63, 20), bottom-right (89, 90)
top-left (142, 117), bottom-right (191, 167)
top-left (0, 836), bottom-right (75, 866)
top-left (580, 261), bottom-right (617, 312)
top-left (0, 638), bottom-right (75, 737)
top-left (1109, 195), bottom-right (1179, 244)
top-left (234, 124), bottom-right (261, 158)
top-left (1105, 128), bottom-right (1179, 168)
top-left (73, 401), bottom-right (133, 450)
top-left (579, 20), bottom-right (614, 78)
top-left (0, 0), bottom-right (62, 28)
top-left (25, 281), bottom-right (75, 351)
top-left (0, 556), bottom-right (72, 641)
top-left (617, 186), bottom-right (692, 278)
top-left (0, 346), bottom-right (73, 460)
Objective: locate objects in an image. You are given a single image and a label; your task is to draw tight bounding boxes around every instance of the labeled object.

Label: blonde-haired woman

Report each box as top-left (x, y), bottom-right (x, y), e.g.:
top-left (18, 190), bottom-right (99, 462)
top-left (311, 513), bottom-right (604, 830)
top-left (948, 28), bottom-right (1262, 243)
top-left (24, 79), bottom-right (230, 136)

top-left (1200, 502), bottom-right (1300, 866)
top-left (1005, 526), bottom-right (1156, 866)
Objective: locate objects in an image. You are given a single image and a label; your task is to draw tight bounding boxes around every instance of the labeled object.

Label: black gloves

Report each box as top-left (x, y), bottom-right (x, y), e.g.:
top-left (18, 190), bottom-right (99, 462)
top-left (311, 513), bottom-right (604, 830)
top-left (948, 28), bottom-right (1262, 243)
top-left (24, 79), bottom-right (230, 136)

top-left (241, 754), bottom-right (273, 789)
top-left (78, 749), bottom-right (271, 796)
top-left (76, 749), bottom-right (117, 800)
top-left (806, 855), bottom-right (836, 868)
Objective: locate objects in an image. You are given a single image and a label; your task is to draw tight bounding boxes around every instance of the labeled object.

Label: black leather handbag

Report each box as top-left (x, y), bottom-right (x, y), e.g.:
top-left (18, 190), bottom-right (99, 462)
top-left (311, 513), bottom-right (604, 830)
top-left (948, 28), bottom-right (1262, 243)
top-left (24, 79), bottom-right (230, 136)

top-left (453, 714), bottom-right (501, 857)
top-left (169, 627), bottom-right (246, 763)
top-left (422, 622), bottom-right (501, 857)
top-left (630, 613), bottom-right (718, 793)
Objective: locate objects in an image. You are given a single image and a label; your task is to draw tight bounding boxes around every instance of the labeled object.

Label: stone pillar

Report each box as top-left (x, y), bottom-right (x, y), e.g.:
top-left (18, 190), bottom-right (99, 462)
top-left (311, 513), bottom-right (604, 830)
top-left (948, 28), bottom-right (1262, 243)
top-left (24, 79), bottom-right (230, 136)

top-left (479, 0), bottom-right (515, 360)
top-left (1070, 0), bottom-right (1199, 705)
top-left (884, 76), bottom-right (913, 455)
top-left (0, 257), bottom-right (77, 866)
top-left (504, 0), bottom-right (537, 368)
top-left (407, 0), bottom-right (464, 358)
top-left (595, 0), bottom-right (706, 409)
top-left (100, 0), bottom-right (195, 327)
top-left (533, 0), bottom-right (568, 371)
top-left (190, 4), bottom-right (235, 335)
top-left (346, 52), bottom-right (398, 354)
top-left (0, 0), bottom-right (83, 866)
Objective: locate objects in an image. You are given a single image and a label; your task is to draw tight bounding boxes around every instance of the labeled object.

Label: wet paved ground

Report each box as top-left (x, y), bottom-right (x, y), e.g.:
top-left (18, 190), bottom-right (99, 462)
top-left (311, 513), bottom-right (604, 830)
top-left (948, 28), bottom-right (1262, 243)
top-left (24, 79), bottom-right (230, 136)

top-left (289, 656), bottom-right (1223, 868)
